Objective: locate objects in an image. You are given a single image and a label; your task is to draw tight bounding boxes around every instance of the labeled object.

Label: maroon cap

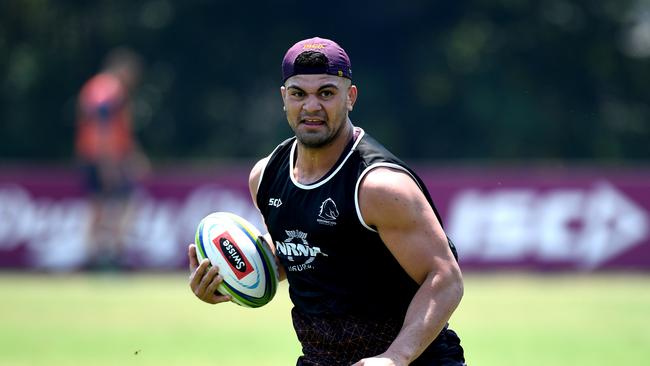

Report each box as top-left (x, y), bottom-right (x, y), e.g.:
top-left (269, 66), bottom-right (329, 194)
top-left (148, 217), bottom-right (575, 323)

top-left (282, 37), bottom-right (352, 82)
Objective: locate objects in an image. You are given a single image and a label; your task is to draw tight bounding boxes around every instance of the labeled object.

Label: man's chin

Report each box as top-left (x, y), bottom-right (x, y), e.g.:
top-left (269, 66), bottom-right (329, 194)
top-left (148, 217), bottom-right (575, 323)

top-left (295, 131), bottom-right (333, 148)
top-left (297, 137), bottom-right (329, 148)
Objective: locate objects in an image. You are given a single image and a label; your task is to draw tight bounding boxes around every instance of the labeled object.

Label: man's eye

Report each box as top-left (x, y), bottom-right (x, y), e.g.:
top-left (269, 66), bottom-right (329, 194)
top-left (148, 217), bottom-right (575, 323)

top-left (291, 91), bottom-right (304, 97)
top-left (320, 90), bottom-right (333, 97)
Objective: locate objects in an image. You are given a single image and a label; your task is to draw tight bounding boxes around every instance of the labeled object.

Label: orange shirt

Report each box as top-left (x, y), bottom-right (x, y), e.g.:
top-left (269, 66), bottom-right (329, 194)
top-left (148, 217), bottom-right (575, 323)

top-left (75, 73), bottom-right (134, 162)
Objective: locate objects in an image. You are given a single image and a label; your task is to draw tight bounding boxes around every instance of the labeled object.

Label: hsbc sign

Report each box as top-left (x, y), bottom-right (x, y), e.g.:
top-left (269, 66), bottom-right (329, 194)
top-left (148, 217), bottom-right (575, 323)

top-left (446, 182), bottom-right (650, 269)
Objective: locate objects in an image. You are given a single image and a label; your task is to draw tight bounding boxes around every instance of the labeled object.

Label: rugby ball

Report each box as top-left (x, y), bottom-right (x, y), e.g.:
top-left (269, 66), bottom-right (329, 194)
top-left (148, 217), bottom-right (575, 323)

top-left (194, 212), bottom-right (278, 308)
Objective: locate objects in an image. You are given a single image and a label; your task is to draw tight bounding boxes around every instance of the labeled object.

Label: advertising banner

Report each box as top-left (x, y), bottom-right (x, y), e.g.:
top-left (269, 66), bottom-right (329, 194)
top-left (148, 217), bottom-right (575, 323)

top-left (1, 165), bottom-right (648, 271)
top-left (418, 167), bottom-right (650, 270)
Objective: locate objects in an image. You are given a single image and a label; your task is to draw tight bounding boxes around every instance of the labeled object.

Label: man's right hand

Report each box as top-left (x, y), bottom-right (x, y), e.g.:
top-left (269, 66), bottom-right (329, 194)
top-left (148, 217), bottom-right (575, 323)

top-left (188, 243), bottom-right (232, 304)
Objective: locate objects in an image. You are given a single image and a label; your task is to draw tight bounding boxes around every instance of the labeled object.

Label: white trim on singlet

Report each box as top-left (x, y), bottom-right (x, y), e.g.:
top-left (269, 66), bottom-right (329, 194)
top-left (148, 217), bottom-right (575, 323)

top-left (289, 128), bottom-right (366, 190)
top-left (354, 162), bottom-right (424, 232)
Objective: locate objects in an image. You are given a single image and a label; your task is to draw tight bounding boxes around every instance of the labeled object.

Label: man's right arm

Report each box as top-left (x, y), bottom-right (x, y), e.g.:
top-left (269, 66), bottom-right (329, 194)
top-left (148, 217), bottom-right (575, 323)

top-left (249, 157), bottom-right (287, 281)
top-left (188, 157), bottom-right (285, 305)
top-left (187, 158), bottom-right (269, 305)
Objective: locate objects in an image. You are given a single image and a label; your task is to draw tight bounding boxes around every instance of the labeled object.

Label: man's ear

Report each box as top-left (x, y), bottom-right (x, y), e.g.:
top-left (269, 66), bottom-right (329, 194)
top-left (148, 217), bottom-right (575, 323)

top-left (280, 86), bottom-right (287, 108)
top-left (347, 84), bottom-right (358, 112)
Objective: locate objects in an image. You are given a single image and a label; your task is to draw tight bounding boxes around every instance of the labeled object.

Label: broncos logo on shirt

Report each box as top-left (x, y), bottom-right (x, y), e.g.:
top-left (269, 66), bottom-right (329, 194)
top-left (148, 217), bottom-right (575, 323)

top-left (318, 198), bottom-right (339, 222)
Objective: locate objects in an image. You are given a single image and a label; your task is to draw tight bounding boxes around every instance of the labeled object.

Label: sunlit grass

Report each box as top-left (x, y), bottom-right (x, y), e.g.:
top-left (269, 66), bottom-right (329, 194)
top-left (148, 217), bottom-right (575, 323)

top-left (0, 272), bottom-right (648, 365)
top-left (454, 273), bottom-right (650, 365)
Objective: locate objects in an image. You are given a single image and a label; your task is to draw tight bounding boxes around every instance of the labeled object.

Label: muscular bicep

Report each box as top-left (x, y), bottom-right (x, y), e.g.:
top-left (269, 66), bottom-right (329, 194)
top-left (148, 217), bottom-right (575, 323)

top-left (358, 168), bottom-right (457, 285)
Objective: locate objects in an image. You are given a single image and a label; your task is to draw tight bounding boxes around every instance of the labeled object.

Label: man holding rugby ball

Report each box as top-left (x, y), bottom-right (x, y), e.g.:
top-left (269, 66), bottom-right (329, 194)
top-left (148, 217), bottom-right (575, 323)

top-left (189, 37), bottom-right (466, 366)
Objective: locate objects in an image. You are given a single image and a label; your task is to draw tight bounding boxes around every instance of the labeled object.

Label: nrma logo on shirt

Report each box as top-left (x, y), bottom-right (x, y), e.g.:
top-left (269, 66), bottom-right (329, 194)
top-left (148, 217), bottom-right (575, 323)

top-left (275, 230), bottom-right (328, 272)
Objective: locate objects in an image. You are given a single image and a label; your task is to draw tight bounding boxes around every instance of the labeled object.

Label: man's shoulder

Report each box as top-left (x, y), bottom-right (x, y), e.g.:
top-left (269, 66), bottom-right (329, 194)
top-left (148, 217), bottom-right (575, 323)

top-left (359, 165), bottom-right (419, 196)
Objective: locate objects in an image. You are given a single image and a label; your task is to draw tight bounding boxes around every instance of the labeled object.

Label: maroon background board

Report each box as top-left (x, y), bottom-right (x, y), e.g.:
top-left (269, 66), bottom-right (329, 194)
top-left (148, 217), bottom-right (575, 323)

top-left (1, 165), bottom-right (648, 271)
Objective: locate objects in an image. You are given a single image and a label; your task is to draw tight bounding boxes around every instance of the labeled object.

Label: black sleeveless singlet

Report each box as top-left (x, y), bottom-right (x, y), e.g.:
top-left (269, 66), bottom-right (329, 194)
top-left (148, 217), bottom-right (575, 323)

top-left (256, 128), bottom-right (464, 365)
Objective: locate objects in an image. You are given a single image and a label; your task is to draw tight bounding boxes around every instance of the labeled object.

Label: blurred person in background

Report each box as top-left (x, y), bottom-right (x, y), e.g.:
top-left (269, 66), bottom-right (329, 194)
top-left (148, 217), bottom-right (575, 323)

top-left (189, 37), bottom-right (465, 365)
top-left (75, 47), bottom-right (150, 270)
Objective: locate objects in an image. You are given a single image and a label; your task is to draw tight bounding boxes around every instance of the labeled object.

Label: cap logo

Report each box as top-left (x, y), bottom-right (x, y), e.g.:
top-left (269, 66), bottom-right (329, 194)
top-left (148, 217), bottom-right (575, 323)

top-left (337, 70), bottom-right (343, 77)
top-left (303, 43), bottom-right (326, 50)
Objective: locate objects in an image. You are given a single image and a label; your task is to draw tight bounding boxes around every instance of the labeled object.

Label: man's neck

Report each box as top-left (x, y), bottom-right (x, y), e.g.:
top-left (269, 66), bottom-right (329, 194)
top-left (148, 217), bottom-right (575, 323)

top-left (293, 122), bottom-right (355, 185)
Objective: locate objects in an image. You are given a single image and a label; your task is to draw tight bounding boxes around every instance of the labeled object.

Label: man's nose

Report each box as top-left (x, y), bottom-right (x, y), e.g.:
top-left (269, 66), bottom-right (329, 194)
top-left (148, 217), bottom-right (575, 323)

top-left (302, 95), bottom-right (322, 113)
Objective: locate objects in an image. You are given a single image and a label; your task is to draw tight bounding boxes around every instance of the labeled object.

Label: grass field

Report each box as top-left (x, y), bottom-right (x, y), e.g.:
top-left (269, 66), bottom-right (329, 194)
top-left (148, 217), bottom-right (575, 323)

top-left (0, 272), bottom-right (648, 366)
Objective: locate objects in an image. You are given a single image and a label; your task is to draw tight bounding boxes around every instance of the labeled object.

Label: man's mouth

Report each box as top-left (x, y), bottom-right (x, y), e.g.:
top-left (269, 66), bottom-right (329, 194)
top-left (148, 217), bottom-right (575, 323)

top-left (301, 118), bottom-right (325, 126)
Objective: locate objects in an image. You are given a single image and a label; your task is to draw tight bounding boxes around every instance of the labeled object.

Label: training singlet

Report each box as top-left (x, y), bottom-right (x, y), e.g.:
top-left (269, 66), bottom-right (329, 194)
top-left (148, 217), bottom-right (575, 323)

top-left (256, 127), bottom-right (457, 319)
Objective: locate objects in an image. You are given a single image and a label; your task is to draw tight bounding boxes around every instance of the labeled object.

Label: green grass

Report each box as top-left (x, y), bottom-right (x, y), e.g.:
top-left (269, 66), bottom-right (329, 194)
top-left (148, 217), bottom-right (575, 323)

top-left (455, 273), bottom-right (650, 365)
top-left (0, 273), bottom-right (648, 365)
top-left (0, 273), bottom-right (299, 366)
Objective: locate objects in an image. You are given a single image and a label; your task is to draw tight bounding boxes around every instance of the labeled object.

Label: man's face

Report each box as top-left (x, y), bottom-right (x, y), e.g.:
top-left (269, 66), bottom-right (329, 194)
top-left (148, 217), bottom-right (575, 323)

top-left (281, 74), bottom-right (357, 148)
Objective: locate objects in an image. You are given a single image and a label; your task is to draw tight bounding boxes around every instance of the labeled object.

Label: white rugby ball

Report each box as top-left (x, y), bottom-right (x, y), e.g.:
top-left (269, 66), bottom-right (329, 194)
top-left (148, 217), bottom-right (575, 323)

top-left (194, 212), bottom-right (278, 308)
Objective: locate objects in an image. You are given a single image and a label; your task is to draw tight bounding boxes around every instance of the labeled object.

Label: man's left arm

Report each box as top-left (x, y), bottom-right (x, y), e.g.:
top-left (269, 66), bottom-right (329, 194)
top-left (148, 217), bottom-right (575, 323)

top-left (353, 167), bottom-right (464, 366)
